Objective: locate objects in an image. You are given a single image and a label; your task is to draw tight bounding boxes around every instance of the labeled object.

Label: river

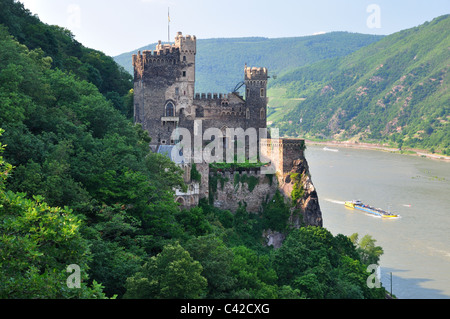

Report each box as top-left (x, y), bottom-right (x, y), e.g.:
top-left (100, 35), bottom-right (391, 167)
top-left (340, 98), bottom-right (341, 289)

top-left (305, 144), bottom-right (450, 299)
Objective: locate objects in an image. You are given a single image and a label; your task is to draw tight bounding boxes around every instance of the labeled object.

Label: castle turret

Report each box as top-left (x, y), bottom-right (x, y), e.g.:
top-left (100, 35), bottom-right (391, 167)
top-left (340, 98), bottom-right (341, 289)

top-left (132, 32), bottom-right (197, 147)
top-left (244, 65), bottom-right (268, 129)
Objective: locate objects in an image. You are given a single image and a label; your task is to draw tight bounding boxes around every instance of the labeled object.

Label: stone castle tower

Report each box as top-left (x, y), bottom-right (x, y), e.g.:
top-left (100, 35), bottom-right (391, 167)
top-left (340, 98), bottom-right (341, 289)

top-left (132, 31), bottom-right (267, 150)
top-left (132, 32), bottom-right (322, 233)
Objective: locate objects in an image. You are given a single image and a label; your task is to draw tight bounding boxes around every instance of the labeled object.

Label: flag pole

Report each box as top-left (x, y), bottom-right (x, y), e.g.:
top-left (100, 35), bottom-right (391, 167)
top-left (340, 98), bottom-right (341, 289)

top-left (168, 7), bottom-right (170, 43)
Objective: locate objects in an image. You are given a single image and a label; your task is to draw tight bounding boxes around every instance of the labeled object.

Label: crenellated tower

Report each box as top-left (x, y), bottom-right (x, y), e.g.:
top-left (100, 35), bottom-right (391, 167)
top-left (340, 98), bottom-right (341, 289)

top-left (244, 65), bottom-right (268, 130)
top-left (132, 32), bottom-right (196, 148)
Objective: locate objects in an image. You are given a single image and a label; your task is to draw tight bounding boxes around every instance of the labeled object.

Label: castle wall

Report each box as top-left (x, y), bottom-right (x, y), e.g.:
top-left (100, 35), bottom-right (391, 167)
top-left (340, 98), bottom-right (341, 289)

top-left (209, 168), bottom-right (278, 213)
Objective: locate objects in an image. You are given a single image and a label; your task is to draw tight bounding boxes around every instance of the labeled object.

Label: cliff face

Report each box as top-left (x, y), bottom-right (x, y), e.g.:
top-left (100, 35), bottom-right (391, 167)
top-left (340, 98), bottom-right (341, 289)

top-left (282, 158), bottom-right (323, 228)
top-left (266, 155), bottom-right (323, 248)
top-left (207, 141), bottom-right (322, 249)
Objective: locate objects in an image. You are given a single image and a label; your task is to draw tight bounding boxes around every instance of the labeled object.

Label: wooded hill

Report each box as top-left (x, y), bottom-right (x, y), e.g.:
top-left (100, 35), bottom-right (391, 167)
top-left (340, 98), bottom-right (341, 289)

top-left (268, 15), bottom-right (450, 155)
top-left (114, 32), bottom-right (383, 94)
top-left (0, 0), bottom-right (389, 299)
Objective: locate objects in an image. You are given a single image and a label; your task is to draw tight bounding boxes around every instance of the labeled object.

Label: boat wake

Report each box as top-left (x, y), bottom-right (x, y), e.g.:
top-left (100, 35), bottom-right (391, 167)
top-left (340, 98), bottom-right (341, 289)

top-left (323, 198), bottom-right (345, 205)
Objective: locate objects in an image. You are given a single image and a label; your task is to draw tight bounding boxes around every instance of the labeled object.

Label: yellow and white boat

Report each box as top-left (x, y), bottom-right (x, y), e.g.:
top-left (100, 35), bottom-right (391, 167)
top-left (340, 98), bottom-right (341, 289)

top-left (344, 200), bottom-right (399, 218)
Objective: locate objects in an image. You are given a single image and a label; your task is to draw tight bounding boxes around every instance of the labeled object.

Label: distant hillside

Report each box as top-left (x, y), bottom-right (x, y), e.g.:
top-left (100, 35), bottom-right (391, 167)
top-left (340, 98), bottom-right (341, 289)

top-left (269, 15), bottom-right (450, 155)
top-left (0, 0), bottom-right (133, 117)
top-left (114, 32), bottom-right (383, 93)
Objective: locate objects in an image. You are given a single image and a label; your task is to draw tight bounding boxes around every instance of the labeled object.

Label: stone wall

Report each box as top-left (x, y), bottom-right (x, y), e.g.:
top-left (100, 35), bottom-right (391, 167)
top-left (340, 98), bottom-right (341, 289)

top-left (209, 169), bottom-right (278, 213)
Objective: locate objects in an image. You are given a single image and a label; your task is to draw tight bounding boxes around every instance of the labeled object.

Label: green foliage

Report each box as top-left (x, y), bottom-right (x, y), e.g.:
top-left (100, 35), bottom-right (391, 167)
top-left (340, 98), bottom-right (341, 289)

top-left (274, 227), bottom-right (386, 299)
top-left (0, 129), bottom-right (13, 190)
top-left (234, 173), bottom-right (259, 192)
top-left (210, 160), bottom-right (268, 171)
top-left (350, 233), bottom-right (384, 266)
top-left (190, 163), bottom-right (201, 182)
top-left (175, 206), bottom-right (213, 238)
top-left (290, 173), bottom-right (304, 202)
top-left (261, 190), bottom-right (291, 232)
top-left (269, 15), bottom-right (450, 154)
top-left (0, 2), bottom-right (390, 300)
top-left (0, 178), bottom-right (108, 298)
top-left (123, 242), bottom-right (207, 299)
top-left (229, 245), bottom-right (278, 298)
top-left (208, 172), bottom-right (229, 204)
top-left (0, 13), bottom-right (186, 298)
top-left (0, 0), bottom-right (132, 114)
top-left (185, 235), bottom-right (236, 298)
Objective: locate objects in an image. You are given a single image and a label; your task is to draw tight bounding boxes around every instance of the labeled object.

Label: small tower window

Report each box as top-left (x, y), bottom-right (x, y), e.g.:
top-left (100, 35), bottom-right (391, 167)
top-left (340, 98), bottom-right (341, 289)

top-left (246, 88), bottom-right (250, 98)
top-left (183, 56), bottom-right (186, 62)
top-left (260, 108), bottom-right (265, 120)
top-left (260, 88), bottom-right (265, 97)
top-left (175, 87), bottom-right (179, 95)
top-left (165, 102), bottom-right (175, 117)
top-left (246, 108), bottom-right (250, 119)
top-left (183, 71), bottom-right (186, 77)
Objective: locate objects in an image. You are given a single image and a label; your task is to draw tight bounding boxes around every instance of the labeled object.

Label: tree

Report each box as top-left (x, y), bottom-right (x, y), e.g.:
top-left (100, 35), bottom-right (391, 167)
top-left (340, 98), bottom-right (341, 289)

top-left (229, 246), bottom-right (278, 298)
top-left (185, 235), bottom-right (236, 298)
top-left (350, 233), bottom-right (384, 265)
top-left (0, 129), bottom-right (108, 298)
top-left (261, 190), bottom-right (291, 232)
top-left (123, 243), bottom-right (207, 299)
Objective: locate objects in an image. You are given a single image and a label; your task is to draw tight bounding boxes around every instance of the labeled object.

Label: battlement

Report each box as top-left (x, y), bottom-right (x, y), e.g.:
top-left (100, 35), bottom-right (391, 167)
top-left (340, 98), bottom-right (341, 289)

top-left (245, 65), bottom-right (268, 81)
top-left (262, 138), bottom-right (305, 149)
top-left (194, 93), bottom-right (230, 100)
top-left (260, 138), bottom-right (305, 177)
top-left (209, 167), bottom-right (262, 177)
top-left (132, 31), bottom-right (196, 74)
top-left (132, 48), bottom-right (182, 81)
top-left (132, 47), bottom-right (180, 63)
top-left (174, 31), bottom-right (196, 54)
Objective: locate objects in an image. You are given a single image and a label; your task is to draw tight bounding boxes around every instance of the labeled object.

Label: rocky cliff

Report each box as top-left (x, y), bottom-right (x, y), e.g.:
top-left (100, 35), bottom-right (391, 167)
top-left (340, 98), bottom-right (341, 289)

top-left (266, 154), bottom-right (323, 248)
top-left (207, 151), bottom-right (323, 249)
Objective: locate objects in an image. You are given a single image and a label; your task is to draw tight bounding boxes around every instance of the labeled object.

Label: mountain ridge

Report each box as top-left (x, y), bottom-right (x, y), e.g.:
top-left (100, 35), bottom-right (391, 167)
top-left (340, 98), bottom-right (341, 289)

top-left (268, 14), bottom-right (450, 155)
top-left (114, 32), bottom-right (384, 93)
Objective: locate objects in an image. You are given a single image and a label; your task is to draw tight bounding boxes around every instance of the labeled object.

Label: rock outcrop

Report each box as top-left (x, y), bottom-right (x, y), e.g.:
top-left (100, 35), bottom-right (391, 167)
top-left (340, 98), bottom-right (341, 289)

top-left (265, 154), bottom-right (323, 248)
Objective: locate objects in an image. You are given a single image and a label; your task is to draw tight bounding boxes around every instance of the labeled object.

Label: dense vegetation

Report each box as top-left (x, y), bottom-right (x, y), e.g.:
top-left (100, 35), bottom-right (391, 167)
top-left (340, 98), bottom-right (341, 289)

top-left (0, 0), bottom-right (133, 118)
top-left (114, 32), bottom-right (383, 94)
top-left (0, 1), bottom-right (388, 299)
top-left (268, 15), bottom-right (450, 155)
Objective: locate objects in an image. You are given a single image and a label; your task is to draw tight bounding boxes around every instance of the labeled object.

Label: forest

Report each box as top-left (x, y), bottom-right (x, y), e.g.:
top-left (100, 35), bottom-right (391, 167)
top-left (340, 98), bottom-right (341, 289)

top-left (0, 0), bottom-right (388, 299)
top-left (268, 15), bottom-right (450, 155)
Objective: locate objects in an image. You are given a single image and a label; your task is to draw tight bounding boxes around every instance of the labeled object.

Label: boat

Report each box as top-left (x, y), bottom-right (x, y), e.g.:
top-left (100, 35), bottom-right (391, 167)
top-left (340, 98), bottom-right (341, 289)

top-left (323, 147), bottom-right (338, 152)
top-left (344, 200), bottom-right (399, 218)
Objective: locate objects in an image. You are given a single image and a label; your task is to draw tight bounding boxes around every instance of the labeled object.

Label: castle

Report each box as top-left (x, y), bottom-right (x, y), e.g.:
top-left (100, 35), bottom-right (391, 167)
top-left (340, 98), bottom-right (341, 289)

top-left (132, 32), bottom-right (267, 152)
top-left (132, 32), bottom-right (322, 230)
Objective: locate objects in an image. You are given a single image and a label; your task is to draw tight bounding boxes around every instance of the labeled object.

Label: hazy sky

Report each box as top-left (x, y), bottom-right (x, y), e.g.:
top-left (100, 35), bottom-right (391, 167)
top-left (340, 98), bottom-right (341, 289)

top-left (18, 0), bottom-right (450, 56)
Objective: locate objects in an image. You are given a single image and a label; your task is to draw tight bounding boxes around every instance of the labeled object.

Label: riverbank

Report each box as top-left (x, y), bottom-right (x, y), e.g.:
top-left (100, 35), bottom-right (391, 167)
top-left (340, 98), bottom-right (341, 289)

top-left (304, 139), bottom-right (450, 162)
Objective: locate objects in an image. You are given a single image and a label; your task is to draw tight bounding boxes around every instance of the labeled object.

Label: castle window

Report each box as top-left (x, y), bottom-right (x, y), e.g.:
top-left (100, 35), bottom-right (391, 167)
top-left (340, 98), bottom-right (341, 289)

top-left (175, 87), bottom-right (179, 95)
top-left (165, 102), bottom-right (175, 117)
top-left (246, 88), bottom-right (250, 98)
top-left (260, 88), bottom-right (265, 97)
top-left (246, 108), bottom-right (250, 119)
top-left (183, 56), bottom-right (186, 62)
top-left (183, 71), bottom-right (186, 77)
top-left (260, 108), bottom-right (265, 120)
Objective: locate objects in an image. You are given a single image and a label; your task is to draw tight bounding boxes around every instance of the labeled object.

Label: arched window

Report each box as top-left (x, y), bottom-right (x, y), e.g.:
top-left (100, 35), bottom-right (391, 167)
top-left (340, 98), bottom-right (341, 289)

top-left (165, 102), bottom-right (175, 117)
top-left (260, 108), bottom-right (265, 120)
